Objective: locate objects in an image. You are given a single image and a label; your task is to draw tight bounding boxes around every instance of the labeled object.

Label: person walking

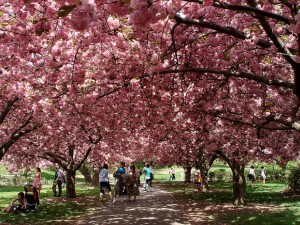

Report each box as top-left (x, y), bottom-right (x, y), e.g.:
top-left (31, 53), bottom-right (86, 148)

top-left (172, 167), bottom-right (176, 180)
top-left (260, 166), bottom-right (267, 184)
top-left (113, 161), bottom-right (126, 200)
top-left (126, 165), bottom-right (140, 202)
top-left (149, 161), bottom-right (154, 187)
top-left (142, 163), bottom-right (152, 192)
top-left (99, 164), bottom-right (113, 202)
top-left (32, 167), bottom-right (42, 198)
top-left (193, 165), bottom-right (203, 192)
top-left (248, 166), bottom-right (256, 187)
top-left (52, 167), bottom-right (65, 197)
top-left (169, 166), bottom-right (173, 181)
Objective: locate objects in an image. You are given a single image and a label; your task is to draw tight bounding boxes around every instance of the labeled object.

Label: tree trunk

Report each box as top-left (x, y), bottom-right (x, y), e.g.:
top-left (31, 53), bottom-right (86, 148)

top-left (92, 167), bottom-right (100, 186)
top-left (66, 168), bottom-right (76, 198)
top-left (216, 150), bottom-right (247, 205)
top-left (23, 169), bottom-right (28, 178)
top-left (183, 166), bottom-right (192, 183)
top-left (79, 163), bottom-right (92, 183)
top-left (66, 146), bottom-right (76, 198)
top-left (231, 161), bottom-right (246, 206)
top-left (200, 163), bottom-right (209, 190)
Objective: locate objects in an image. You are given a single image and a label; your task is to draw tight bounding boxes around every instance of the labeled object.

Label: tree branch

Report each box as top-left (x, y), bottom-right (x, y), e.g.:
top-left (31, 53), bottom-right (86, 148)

top-left (186, 0), bottom-right (291, 24)
top-left (204, 109), bottom-right (299, 131)
top-left (157, 67), bottom-right (294, 89)
top-left (0, 115), bottom-right (40, 161)
top-left (0, 97), bottom-right (19, 124)
top-left (174, 14), bottom-right (272, 48)
top-left (246, 0), bottom-right (294, 64)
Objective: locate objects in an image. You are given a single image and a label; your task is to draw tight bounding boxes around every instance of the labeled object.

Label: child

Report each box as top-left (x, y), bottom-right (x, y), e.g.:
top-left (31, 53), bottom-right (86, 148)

top-left (193, 165), bottom-right (203, 192)
top-left (248, 166), bottom-right (256, 187)
top-left (260, 166), bottom-right (266, 184)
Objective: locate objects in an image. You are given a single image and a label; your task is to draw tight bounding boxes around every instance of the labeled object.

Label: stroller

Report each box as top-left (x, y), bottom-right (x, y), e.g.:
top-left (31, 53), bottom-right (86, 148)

top-left (23, 184), bottom-right (39, 212)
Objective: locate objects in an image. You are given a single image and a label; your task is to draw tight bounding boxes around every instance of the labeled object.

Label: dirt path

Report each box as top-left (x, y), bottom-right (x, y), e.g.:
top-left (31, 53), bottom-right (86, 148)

top-left (75, 186), bottom-right (191, 225)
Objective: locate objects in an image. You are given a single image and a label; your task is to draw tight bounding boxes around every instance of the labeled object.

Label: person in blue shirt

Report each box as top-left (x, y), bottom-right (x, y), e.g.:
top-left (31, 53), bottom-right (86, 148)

top-left (113, 161), bottom-right (126, 199)
top-left (142, 163), bottom-right (152, 192)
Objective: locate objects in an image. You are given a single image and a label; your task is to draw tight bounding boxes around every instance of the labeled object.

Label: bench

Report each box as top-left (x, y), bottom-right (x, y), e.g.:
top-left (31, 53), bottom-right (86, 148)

top-left (0, 174), bottom-right (21, 185)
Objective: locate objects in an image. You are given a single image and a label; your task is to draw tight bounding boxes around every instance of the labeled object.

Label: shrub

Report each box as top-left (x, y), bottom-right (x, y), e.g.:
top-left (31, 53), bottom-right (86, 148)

top-left (208, 171), bottom-right (215, 181)
top-left (287, 168), bottom-right (300, 193)
top-left (213, 169), bottom-right (231, 182)
top-left (268, 168), bottom-right (286, 180)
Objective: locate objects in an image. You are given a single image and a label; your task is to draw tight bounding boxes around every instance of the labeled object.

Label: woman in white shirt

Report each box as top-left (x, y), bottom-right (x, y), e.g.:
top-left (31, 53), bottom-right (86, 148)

top-left (99, 164), bottom-right (113, 202)
top-left (260, 166), bottom-right (266, 184)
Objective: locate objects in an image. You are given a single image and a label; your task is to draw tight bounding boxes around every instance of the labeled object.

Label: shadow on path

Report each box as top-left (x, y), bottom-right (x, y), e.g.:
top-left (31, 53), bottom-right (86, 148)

top-left (76, 187), bottom-right (191, 225)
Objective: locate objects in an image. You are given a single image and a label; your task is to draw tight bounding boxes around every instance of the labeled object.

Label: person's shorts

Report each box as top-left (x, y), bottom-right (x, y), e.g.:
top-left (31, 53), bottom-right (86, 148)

top-left (248, 174), bottom-right (255, 181)
top-left (100, 182), bottom-right (111, 193)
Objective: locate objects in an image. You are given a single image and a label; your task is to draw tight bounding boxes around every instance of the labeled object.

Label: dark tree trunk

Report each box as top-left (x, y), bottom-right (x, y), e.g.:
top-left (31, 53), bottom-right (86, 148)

top-left (92, 167), bottom-right (100, 186)
top-left (216, 150), bottom-right (247, 206)
top-left (183, 166), bottom-right (192, 183)
top-left (79, 163), bottom-right (92, 183)
top-left (199, 163), bottom-right (209, 190)
top-left (292, 60), bottom-right (300, 99)
top-left (231, 161), bottom-right (246, 206)
top-left (42, 137), bottom-right (102, 199)
top-left (66, 146), bottom-right (76, 198)
top-left (23, 170), bottom-right (28, 178)
top-left (66, 168), bottom-right (76, 198)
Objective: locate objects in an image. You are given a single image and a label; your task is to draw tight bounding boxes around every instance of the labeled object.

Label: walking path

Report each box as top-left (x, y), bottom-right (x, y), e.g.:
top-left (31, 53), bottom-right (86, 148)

top-left (75, 186), bottom-right (191, 225)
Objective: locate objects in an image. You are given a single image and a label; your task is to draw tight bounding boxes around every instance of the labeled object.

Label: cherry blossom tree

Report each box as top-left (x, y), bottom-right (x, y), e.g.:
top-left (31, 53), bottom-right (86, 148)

top-left (128, 0), bottom-right (300, 205)
top-left (1, 0), bottom-right (300, 205)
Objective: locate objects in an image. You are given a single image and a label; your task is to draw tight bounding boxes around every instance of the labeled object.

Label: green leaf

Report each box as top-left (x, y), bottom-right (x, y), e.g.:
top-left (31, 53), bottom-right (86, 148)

top-left (58, 4), bottom-right (77, 18)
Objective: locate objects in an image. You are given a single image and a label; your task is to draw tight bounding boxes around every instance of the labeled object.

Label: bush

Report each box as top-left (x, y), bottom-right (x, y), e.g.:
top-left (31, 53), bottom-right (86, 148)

top-left (211, 169), bottom-right (231, 182)
top-left (268, 168), bottom-right (286, 180)
top-left (287, 168), bottom-right (300, 193)
top-left (208, 171), bottom-right (215, 181)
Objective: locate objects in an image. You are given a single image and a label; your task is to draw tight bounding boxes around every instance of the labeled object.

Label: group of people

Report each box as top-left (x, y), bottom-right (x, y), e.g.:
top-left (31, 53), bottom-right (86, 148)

top-left (248, 166), bottom-right (267, 187)
top-left (2, 166), bottom-right (65, 213)
top-left (3, 162), bottom-right (267, 213)
top-left (32, 166), bottom-right (66, 198)
top-left (99, 161), bottom-right (154, 203)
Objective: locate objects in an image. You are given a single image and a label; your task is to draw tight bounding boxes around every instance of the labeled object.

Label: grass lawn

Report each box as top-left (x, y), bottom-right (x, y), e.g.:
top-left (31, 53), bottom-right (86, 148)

top-left (0, 182), bottom-right (100, 225)
top-left (153, 166), bottom-right (184, 181)
top-left (1, 163), bottom-right (299, 224)
top-left (159, 180), bottom-right (300, 225)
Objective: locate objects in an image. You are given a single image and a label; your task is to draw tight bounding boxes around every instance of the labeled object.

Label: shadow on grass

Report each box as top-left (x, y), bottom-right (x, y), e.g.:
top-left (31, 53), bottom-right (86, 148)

top-left (0, 200), bottom-right (80, 225)
top-left (158, 181), bottom-right (300, 225)
top-left (0, 186), bottom-right (23, 193)
top-left (216, 209), bottom-right (300, 225)
top-left (0, 183), bottom-right (101, 225)
top-left (0, 195), bottom-right (103, 225)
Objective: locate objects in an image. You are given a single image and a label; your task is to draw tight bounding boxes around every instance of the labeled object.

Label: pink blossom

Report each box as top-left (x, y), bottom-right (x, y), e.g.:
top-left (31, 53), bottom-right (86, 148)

top-left (294, 55), bottom-right (300, 63)
top-left (70, 0), bottom-right (97, 31)
top-left (203, 0), bottom-right (214, 6)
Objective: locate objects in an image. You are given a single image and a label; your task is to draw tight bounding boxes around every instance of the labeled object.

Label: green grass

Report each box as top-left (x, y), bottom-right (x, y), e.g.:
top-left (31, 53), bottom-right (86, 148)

top-left (153, 166), bottom-right (184, 181)
top-left (0, 182), bottom-right (101, 225)
top-left (1, 163), bottom-right (299, 224)
top-left (159, 180), bottom-right (300, 225)
top-left (0, 164), bottom-right (10, 174)
top-left (0, 165), bottom-right (100, 225)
